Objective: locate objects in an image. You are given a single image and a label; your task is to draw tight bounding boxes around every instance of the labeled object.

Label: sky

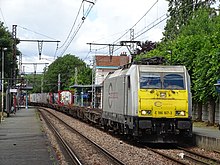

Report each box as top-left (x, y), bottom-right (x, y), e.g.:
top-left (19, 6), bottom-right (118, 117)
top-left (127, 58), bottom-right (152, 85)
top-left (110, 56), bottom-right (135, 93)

top-left (0, 0), bottom-right (169, 73)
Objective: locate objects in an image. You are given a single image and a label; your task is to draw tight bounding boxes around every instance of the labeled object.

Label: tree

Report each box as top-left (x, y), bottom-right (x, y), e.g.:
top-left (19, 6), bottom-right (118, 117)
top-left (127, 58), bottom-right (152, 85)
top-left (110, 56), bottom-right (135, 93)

top-left (25, 74), bottom-right (43, 93)
top-left (43, 54), bottom-right (92, 92)
top-left (163, 0), bottom-right (216, 41)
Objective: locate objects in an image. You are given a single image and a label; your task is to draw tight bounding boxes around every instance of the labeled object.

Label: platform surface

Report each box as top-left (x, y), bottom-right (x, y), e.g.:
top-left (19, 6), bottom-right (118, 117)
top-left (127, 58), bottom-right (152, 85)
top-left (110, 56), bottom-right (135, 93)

top-left (193, 125), bottom-right (220, 139)
top-left (0, 107), bottom-right (57, 165)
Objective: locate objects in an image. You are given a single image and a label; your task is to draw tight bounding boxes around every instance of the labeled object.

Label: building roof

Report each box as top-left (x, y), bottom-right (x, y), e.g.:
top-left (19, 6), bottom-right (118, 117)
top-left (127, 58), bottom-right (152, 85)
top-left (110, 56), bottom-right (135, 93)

top-left (95, 55), bottom-right (129, 67)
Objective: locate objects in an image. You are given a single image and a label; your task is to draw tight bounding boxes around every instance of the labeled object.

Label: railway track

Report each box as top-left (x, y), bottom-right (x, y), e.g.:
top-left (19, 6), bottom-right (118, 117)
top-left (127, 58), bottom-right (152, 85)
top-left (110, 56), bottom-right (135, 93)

top-left (39, 109), bottom-right (82, 165)
top-left (145, 145), bottom-right (220, 165)
top-left (39, 107), bottom-right (220, 164)
top-left (39, 108), bottom-right (125, 165)
top-left (144, 146), bottom-right (187, 165)
top-left (177, 146), bottom-right (220, 165)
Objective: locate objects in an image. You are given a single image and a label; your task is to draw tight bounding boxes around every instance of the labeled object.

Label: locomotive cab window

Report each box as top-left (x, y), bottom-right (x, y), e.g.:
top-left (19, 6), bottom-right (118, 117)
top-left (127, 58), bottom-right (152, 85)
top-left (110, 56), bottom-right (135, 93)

top-left (140, 73), bottom-right (161, 89)
top-left (163, 73), bottom-right (185, 90)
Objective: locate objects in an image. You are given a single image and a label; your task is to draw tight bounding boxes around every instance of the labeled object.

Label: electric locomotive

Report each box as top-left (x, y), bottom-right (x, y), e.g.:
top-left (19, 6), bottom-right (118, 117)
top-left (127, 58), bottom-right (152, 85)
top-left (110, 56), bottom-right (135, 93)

top-left (101, 62), bottom-right (192, 143)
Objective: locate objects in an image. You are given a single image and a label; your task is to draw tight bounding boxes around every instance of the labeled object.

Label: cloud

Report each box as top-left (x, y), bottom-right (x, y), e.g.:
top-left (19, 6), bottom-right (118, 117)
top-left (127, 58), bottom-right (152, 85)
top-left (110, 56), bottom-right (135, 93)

top-left (1, 0), bottom-right (168, 72)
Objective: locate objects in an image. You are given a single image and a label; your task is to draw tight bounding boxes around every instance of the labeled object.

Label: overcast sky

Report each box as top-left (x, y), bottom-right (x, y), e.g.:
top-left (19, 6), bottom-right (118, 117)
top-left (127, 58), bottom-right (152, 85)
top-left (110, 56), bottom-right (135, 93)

top-left (0, 0), bottom-right (168, 73)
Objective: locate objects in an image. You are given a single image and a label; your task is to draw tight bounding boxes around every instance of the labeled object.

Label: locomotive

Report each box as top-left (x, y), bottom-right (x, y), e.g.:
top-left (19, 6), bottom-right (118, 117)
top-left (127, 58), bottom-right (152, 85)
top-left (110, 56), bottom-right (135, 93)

top-left (29, 59), bottom-right (192, 143)
top-left (102, 64), bottom-right (192, 143)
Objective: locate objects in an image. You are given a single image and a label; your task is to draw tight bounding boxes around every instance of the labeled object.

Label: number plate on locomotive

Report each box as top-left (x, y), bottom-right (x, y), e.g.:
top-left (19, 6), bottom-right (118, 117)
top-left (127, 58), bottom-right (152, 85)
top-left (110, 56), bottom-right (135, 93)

top-left (155, 111), bottom-right (172, 115)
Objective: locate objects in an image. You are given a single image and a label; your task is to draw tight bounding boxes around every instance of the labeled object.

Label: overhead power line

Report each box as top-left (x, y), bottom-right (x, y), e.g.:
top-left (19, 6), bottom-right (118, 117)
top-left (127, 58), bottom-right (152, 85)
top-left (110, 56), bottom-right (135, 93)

top-left (58, 1), bottom-right (84, 49)
top-left (17, 25), bottom-right (58, 40)
top-left (113, 1), bottom-right (207, 54)
top-left (112, 15), bottom-right (169, 54)
top-left (135, 14), bottom-right (168, 39)
top-left (59, 0), bottom-right (97, 56)
top-left (87, 0), bottom-right (159, 55)
top-left (134, 0), bottom-right (210, 40)
top-left (0, 7), bottom-right (7, 27)
top-left (113, 0), bottom-right (159, 45)
top-left (17, 25), bottom-right (61, 59)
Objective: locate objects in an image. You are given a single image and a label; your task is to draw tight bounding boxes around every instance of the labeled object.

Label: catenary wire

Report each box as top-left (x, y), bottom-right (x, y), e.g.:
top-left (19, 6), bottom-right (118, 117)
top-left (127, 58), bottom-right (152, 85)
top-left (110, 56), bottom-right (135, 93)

top-left (58, 0), bottom-right (84, 49)
top-left (0, 7), bottom-right (7, 27)
top-left (17, 25), bottom-right (58, 40)
top-left (112, 1), bottom-right (207, 54)
top-left (112, 0), bottom-right (159, 45)
top-left (87, 0), bottom-right (159, 55)
top-left (59, 1), bottom-right (96, 56)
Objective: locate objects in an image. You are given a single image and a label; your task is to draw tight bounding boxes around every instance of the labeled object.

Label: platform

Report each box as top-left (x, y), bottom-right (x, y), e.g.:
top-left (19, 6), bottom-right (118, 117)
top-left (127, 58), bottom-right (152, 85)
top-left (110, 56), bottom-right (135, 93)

top-left (193, 125), bottom-right (220, 150)
top-left (0, 107), bottom-right (58, 165)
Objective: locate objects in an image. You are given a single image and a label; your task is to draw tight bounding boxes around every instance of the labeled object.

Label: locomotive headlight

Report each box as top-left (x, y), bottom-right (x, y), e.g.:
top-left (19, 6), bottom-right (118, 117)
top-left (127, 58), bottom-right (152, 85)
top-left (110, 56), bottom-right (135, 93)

top-left (175, 111), bottom-right (186, 116)
top-left (141, 110), bottom-right (151, 115)
top-left (160, 92), bottom-right (166, 98)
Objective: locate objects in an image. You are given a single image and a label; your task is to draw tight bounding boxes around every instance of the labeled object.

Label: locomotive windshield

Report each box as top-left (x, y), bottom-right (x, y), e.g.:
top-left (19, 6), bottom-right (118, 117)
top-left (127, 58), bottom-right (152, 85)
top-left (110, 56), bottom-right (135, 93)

top-left (140, 72), bottom-right (185, 90)
top-left (140, 73), bottom-right (161, 89)
top-left (163, 74), bottom-right (184, 89)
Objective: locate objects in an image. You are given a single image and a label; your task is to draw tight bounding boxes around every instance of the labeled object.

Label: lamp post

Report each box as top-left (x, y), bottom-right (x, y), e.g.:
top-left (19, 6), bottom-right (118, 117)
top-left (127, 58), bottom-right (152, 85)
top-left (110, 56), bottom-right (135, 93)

top-left (1, 48), bottom-right (7, 122)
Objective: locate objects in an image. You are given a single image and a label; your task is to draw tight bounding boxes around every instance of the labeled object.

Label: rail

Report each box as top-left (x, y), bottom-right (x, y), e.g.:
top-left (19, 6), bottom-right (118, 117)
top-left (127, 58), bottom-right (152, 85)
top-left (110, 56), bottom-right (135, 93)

top-left (39, 109), bottom-right (83, 165)
top-left (41, 108), bottom-right (125, 165)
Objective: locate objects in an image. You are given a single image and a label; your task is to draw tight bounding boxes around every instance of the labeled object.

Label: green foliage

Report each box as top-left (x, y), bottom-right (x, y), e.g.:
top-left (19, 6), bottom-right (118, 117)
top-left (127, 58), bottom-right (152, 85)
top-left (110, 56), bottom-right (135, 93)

top-left (175, 9), bottom-right (220, 102)
top-left (163, 0), bottom-right (216, 41)
top-left (0, 22), bottom-right (12, 48)
top-left (25, 74), bottom-right (43, 93)
top-left (43, 54), bottom-right (92, 92)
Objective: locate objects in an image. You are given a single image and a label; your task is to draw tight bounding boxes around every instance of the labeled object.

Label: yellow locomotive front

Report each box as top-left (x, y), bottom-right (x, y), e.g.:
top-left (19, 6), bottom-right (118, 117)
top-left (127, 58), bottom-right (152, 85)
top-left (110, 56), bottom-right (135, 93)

top-left (137, 66), bottom-right (192, 142)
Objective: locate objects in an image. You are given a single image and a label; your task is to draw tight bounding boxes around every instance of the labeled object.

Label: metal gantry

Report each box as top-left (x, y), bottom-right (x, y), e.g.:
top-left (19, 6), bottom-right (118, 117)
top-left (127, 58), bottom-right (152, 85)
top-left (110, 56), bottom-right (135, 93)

top-left (18, 39), bottom-right (60, 60)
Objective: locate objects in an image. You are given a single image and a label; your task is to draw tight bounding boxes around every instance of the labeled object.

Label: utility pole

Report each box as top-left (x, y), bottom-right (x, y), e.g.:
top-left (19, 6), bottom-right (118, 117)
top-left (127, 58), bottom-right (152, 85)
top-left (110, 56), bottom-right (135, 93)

top-left (11, 25), bottom-right (60, 113)
top-left (12, 25), bottom-right (17, 87)
top-left (1, 48), bottom-right (7, 122)
top-left (58, 74), bottom-right (61, 92)
top-left (91, 56), bottom-right (95, 108)
top-left (58, 74), bottom-right (61, 104)
top-left (18, 53), bottom-right (22, 75)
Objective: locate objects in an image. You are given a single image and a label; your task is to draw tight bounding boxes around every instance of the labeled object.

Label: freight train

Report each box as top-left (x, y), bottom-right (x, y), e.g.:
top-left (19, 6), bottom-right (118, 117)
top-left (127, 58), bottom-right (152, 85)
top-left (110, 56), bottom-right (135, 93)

top-left (29, 61), bottom-right (192, 143)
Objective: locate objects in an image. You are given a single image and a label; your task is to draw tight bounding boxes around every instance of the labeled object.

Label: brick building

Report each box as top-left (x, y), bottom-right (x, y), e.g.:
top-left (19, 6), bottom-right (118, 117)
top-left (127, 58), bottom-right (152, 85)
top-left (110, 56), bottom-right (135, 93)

top-left (94, 54), bottom-right (130, 85)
